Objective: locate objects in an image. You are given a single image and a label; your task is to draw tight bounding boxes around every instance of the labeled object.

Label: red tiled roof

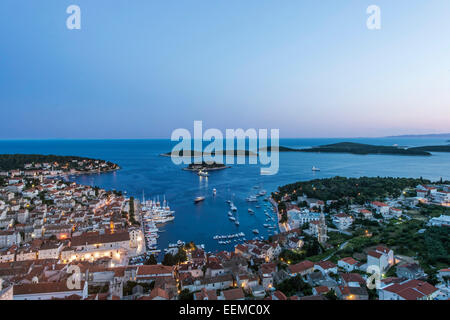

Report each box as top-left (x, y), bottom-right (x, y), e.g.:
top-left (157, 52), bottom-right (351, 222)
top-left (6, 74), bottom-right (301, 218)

top-left (314, 286), bottom-right (330, 294)
top-left (368, 250), bottom-right (382, 259)
top-left (383, 280), bottom-right (438, 300)
top-left (222, 288), bottom-right (245, 300)
top-left (376, 246), bottom-right (391, 254)
top-left (288, 260), bottom-right (314, 274)
top-left (315, 260), bottom-right (336, 270)
top-left (272, 290), bottom-right (287, 300)
top-left (372, 201), bottom-right (388, 207)
top-left (13, 281), bottom-right (85, 295)
top-left (137, 265), bottom-right (173, 276)
top-left (340, 257), bottom-right (358, 265)
top-left (149, 287), bottom-right (169, 300)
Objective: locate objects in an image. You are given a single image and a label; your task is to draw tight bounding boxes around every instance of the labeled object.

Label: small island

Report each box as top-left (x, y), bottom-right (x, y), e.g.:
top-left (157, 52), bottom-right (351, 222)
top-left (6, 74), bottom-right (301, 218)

top-left (183, 161), bottom-right (230, 172)
top-left (160, 150), bottom-right (258, 157)
top-left (0, 154), bottom-right (120, 176)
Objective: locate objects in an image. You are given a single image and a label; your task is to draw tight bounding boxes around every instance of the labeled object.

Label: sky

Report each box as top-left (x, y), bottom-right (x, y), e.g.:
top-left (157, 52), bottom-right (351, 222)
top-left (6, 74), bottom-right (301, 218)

top-left (0, 0), bottom-right (449, 139)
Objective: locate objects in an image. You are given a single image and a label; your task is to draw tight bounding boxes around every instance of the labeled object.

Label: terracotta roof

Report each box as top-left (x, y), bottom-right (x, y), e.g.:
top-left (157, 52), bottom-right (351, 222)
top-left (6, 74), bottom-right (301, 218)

top-left (372, 201), bottom-right (388, 207)
top-left (315, 260), bottom-right (336, 270)
top-left (137, 264), bottom-right (173, 276)
top-left (272, 290), bottom-right (287, 300)
top-left (383, 280), bottom-right (438, 300)
top-left (340, 273), bottom-right (365, 285)
top-left (288, 260), bottom-right (314, 274)
top-left (340, 257), bottom-right (358, 265)
top-left (14, 281), bottom-right (85, 295)
top-left (314, 286), bottom-right (330, 294)
top-left (194, 288), bottom-right (218, 300)
top-left (149, 287), bottom-right (170, 300)
top-left (70, 231), bottom-right (129, 246)
top-left (376, 246), bottom-right (391, 254)
top-left (368, 250), bottom-right (382, 259)
top-left (222, 288), bottom-right (245, 300)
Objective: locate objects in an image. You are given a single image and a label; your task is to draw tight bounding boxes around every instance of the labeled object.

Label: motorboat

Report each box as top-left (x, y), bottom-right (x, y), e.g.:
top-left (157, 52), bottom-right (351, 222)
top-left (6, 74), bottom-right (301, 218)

top-left (194, 196), bottom-right (205, 203)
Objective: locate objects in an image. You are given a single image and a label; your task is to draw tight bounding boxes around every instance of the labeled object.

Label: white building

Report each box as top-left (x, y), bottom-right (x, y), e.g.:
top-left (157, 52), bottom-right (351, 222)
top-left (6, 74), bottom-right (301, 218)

top-left (367, 246), bottom-right (394, 273)
top-left (333, 213), bottom-right (353, 230)
top-left (428, 215), bottom-right (450, 227)
top-left (378, 279), bottom-right (439, 300)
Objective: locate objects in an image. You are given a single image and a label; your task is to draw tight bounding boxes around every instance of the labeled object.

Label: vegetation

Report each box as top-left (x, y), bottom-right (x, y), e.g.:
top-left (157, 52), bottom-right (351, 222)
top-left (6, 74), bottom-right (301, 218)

top-left (144, 254), bottom-right (157, 265)
top-left (279, 236), bottom-right (322, 264)
top-left (178, 289), bottom-right (194, 300)
top-left (185, 161), bottom-right (228, 171)
top-left (123, 281), bottom-right (154, 296)
top-left (274, 142), bottom-right (432, 156)
top-left (161, 150), bottom-right (258, 157)
top-left (273, 176), bottom-right (430, 204)
top-left (409, 145), bottom-right (450, 153)
top-left (325, 289), bottom-right (338, 300)
top-left (276, 275), bottom-right (312, 297)
top-left (417, 203), bottom-right (450, 218)
top-left (162, 247), bottom-right (188, 266)
top-left (0, 154), bottom-right (118, 171)
top-left (128, 197), bottom-right (137, 225)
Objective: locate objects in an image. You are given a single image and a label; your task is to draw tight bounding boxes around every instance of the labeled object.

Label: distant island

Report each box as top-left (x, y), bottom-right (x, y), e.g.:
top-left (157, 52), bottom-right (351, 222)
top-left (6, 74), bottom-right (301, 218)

top-left (0, 154), bottom-right (120, 175)
top-left (408, 145), bottom-right (450, 153)
top-left (164, 142), bottom-right (450, 157)
top-left (385, 133), bottom-right (450, 138)
top-left (264, 142), bottom-right (432, 156)
top-left (160, 150), bottom-right (258, 157)
top-left (183, 161), bottom-right (230, 172)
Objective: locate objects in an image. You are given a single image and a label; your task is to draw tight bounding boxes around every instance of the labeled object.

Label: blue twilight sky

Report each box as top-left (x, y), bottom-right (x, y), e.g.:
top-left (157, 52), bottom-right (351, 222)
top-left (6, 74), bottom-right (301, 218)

top-left (0, 0), bottom-right (449, 139)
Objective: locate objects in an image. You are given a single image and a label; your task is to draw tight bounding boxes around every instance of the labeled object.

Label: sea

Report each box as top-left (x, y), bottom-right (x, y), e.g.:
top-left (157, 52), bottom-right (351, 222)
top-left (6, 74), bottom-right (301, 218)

top-left (1, 138), bottom-right (449, 254)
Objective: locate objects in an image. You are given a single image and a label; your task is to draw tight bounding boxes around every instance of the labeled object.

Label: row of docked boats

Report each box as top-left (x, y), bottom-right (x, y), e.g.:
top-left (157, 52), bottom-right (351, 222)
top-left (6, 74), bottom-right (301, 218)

top-left (141, 195), bottom-right (175, 251)
top-left (214, 232), bottom-right (246, 245)
top-left (246, 189), bottom-right (267, 202)
top-left (213, 232), bottom-right (245, 240)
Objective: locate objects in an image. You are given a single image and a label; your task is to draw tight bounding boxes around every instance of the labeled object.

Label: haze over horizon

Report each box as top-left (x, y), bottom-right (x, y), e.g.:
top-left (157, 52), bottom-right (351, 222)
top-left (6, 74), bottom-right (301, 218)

top-left (1, 0), bottom-right (450, 139)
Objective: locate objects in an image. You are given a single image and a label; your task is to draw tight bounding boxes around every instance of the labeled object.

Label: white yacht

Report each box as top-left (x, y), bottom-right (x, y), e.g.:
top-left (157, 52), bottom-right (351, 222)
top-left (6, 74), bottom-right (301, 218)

top-left (312, 166), bottom-right (321, 171)
top-left (194, 196), bottom-right (205, 203)
top-left (198, 170), bottom-right (209, 177)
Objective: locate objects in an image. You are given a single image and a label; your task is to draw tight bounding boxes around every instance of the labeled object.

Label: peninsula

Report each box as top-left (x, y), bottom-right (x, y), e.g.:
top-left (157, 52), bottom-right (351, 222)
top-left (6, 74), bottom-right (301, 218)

top-left (0, 154), bottom-right (120, 175)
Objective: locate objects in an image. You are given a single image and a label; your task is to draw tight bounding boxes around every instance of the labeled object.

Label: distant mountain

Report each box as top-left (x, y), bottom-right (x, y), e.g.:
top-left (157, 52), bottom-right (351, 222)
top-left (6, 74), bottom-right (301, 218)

top-left (385, 133), bottom-right (450, 138)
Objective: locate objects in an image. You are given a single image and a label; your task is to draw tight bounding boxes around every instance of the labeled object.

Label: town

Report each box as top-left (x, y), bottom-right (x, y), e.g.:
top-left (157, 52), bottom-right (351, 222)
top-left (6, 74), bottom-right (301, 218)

top-left (0, 163), bottom-right (448, 301)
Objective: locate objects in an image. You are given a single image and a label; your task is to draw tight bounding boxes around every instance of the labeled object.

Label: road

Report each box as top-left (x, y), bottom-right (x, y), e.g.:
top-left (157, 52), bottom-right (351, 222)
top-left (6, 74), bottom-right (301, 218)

top-left (324, 240), bottom-right (350, 261)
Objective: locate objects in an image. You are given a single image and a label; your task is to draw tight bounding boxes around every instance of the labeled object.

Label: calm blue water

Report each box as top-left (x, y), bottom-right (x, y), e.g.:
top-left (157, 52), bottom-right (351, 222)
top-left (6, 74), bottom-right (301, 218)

top-left (1, 138), bottom-right (449, 254)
